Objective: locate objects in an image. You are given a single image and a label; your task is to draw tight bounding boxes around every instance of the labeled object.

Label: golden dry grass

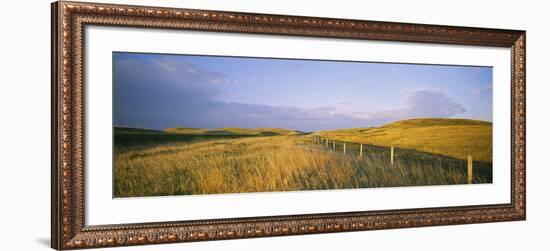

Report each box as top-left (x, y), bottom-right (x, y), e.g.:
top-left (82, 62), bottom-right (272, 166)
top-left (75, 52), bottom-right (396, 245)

top-left (114, 134), bottom-right (485, 197)
top-left (317, 118), bottom-right (492, 163)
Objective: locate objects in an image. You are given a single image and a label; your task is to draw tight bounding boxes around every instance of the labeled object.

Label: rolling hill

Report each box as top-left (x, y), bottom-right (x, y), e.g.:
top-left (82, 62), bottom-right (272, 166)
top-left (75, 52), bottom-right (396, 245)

top-left (114, 127), bottom-right (163, 134)
top-left (164, 127), bottom-right (305, 136)
top-left (317, 118), bottom-right (492, 163)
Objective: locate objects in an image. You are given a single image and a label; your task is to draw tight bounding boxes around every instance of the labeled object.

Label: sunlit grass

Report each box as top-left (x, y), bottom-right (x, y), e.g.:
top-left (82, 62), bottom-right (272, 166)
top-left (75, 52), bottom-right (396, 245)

top-left (114, 134), bottom-right (489, 198)
top-left (317, 118), bottom-right (492, 163)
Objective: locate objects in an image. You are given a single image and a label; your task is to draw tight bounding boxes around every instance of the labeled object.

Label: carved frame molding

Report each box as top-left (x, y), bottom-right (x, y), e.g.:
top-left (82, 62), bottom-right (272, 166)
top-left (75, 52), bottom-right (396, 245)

top-left (51, 1), bottom-right (526, 249)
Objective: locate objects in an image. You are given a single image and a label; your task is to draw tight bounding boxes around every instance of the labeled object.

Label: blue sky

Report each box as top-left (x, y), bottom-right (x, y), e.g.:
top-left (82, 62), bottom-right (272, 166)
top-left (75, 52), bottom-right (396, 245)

top-left (113, 52), bottom-right (492, 131)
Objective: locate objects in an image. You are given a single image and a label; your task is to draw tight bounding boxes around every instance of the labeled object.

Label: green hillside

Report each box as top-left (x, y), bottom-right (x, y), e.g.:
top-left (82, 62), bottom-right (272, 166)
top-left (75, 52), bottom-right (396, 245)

top-left (114, 127), bottom-right (163, 134)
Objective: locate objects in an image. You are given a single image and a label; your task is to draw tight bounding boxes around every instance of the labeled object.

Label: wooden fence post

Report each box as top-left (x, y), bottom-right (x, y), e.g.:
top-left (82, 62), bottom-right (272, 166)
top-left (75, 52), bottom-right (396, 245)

top-left (467, 155), bottom-right (473, 184)
top-left (359, 144), bottom-right (363, 157)
top-left (325, 139), bottom-right (328, 148)
top-left (390, 145), bottom-right (394, 165)
top-left (332, 141), bottom-right (335, 151)
top-left (343, 143), bottom-right (346, 154)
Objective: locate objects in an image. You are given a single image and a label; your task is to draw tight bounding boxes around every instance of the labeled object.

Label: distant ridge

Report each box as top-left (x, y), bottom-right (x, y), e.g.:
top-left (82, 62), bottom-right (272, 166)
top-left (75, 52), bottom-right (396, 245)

top-left (164, 127), bottom-right (305, 136)
top-left (384, 118), bottom-right (491, 128)
top-left (114, 127), bottom-right (162, 134)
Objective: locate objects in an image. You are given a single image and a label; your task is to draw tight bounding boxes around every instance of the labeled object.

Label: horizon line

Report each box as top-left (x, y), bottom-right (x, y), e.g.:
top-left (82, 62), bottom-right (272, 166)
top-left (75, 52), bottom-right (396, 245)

top-left (114, 117), bottom-right (493, 132)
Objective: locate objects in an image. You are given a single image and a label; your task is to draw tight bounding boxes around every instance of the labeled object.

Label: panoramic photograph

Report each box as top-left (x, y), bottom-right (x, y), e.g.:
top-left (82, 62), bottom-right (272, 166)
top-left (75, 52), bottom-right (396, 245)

top-left (113, 52), bottom-right (493, 198)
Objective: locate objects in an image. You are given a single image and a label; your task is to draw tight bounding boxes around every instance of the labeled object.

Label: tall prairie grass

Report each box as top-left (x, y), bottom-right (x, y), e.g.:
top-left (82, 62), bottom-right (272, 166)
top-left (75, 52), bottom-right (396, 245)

top-left (114, 135), bottom-right (489, 198)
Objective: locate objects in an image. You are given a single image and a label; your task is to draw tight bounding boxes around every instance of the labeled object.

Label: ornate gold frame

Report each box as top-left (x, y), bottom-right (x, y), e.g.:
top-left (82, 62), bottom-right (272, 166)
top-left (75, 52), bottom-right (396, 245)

top-left (51, 1), bottom-right (526, 249)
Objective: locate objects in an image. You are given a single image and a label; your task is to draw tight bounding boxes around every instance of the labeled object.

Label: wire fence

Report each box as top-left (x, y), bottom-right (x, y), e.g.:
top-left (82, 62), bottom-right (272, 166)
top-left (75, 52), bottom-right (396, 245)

top-left (311, 135), bottom-right (492, 184)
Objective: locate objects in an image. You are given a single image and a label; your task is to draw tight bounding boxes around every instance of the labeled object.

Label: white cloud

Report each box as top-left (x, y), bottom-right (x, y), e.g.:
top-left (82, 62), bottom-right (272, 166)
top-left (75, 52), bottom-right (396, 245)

top-left (473, 85), bottom-right (493, 96)
top-left (305, 89), bottom-right (466, 124)
top-left (115, 55), bottom-right (468, 131)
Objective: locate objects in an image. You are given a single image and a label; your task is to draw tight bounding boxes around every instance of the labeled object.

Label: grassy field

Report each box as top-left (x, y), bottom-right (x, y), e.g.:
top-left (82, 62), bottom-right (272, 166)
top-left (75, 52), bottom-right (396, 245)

top-left (114, 126), bottom-right (260, 150)
top-left (114, 119), bottom-right (492, 197)
top-left (317, 118), bottom-right (492, 163)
